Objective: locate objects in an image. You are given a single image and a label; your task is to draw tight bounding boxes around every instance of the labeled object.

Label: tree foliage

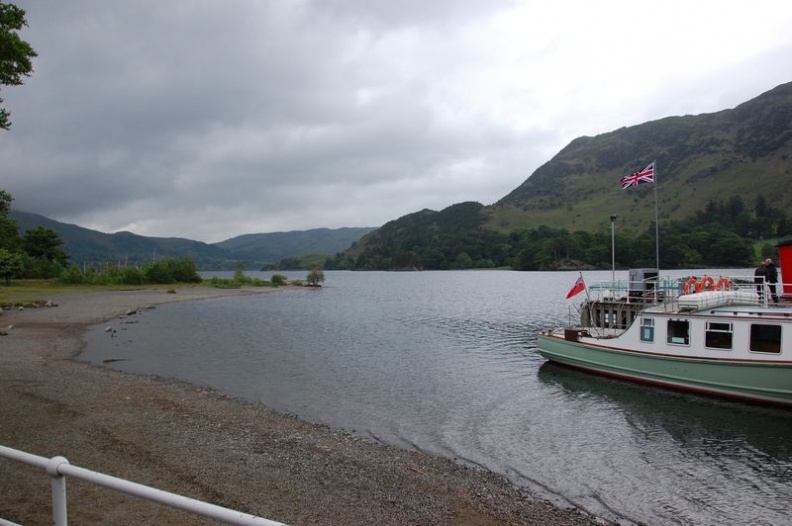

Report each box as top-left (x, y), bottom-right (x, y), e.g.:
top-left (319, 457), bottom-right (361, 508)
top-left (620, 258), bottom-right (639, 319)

top-left (142, 258), bottom-right (202, 284)
top-left (0, 1), bottom-right (37, 130)
top-left (0, 247), bottom-right (23, 284)
top-left (305, 267), bottom-right (325, 287)
top-left (0, 189), bottom-right (21, 251)
top-left (23, 226), bottom-right (68, 265)
top-left (0, 188), bottom-right (13, 215)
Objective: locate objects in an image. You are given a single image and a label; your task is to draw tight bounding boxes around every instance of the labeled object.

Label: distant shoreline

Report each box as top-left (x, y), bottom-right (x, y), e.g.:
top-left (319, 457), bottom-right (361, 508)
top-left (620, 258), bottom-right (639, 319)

top-left (0, 286), bottom-right (603, 525)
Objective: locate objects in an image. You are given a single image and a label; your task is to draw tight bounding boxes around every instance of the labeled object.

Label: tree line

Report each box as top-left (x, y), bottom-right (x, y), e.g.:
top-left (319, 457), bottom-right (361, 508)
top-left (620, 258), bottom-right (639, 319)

top-left (323, 195), bottom-right (789, 271)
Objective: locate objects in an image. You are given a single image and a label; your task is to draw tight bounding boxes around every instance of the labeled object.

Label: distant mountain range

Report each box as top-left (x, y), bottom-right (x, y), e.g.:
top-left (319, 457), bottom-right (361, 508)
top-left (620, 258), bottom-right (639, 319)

top-left (10, 210), bottom-right (374, 270)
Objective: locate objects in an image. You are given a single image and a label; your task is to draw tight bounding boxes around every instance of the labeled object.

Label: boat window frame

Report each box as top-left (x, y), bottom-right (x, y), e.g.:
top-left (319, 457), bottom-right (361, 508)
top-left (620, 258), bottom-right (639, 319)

top-left (705, 321), bottom-right (733, 351)
top-left (640, 317), bottom-right (655, 343)
top-left (749, 323), bottom-right (782, 354)
top-left (667, 318), bottom-right (690, 346)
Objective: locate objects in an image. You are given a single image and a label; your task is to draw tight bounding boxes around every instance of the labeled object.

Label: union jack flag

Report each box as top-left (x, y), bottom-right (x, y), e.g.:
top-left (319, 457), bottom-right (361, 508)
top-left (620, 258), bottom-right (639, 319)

top-left (620, 161), bottom-right (655, 189)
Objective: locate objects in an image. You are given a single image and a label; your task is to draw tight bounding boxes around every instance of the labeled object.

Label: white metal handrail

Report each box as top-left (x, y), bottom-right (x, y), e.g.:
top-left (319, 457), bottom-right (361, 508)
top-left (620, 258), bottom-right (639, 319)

top-left (0, 445), bottom-right (287, 526)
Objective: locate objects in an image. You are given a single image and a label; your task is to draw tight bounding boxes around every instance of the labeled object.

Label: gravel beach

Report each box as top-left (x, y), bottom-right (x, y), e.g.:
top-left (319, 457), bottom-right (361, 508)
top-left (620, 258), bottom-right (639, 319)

top-left (0, 286), bottom-right (605, 525)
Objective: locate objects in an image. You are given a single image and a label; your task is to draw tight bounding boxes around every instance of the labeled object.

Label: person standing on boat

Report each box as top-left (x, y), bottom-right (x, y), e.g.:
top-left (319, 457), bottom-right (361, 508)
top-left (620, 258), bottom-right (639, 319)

top-left (765, 258), bottom-right (779, 304)
top-left (755, 262), bottom-right (768, 303)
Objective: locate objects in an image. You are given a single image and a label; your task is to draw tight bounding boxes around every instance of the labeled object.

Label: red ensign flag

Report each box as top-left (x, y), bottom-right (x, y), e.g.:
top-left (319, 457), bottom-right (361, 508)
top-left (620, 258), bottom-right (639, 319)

top-left (566, 276), bottom-right (585, 299)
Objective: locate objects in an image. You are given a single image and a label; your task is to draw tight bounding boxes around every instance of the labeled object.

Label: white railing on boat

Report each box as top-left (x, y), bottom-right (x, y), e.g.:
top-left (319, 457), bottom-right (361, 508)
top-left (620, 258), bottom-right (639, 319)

top-left (567, 274), bottom-right (788, 333)
top-left (587, 274), bottom-right (781, 309)
top-left (0, 445), bottom-right (286, 526)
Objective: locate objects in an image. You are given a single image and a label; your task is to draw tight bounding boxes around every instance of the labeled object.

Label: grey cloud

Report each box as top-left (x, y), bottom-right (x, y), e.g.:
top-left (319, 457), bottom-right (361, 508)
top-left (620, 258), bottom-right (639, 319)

top-left (3, 0), bottom-right (791, 241)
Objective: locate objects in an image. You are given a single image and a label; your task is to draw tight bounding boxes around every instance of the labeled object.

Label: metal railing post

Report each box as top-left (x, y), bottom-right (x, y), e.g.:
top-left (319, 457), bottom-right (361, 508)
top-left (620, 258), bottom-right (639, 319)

top-left (1, 445), bottom-right (287, 526)
top-left (47, 456), bottom-right (70, 526)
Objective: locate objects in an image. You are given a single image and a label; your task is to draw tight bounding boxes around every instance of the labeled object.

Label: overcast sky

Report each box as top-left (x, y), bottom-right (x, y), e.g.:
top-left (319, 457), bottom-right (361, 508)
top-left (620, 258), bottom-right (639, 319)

top-left (2, 1), bottom-right (791, 242)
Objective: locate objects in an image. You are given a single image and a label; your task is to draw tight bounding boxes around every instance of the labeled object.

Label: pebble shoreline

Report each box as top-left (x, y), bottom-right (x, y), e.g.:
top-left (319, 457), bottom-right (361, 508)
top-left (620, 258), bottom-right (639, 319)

top-left (0, 286), bottom-right (608, 525)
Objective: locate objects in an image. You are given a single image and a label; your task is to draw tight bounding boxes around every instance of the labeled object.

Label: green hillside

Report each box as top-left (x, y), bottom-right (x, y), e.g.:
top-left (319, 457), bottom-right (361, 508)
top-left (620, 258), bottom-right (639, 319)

top-left (491, 81), bottom-right (792, 234)
top-left (215, 227), bottom-right (375, 263)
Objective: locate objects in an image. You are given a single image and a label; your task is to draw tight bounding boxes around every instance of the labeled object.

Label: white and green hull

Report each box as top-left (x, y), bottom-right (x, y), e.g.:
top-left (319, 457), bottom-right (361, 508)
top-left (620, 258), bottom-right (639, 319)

top-left (537, 333), bottom-right (792, 407)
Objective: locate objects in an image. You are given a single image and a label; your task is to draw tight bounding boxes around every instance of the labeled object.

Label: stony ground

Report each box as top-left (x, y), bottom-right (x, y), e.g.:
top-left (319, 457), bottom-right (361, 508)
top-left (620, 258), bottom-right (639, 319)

top-left (0, 287), bottom-right (607, 525)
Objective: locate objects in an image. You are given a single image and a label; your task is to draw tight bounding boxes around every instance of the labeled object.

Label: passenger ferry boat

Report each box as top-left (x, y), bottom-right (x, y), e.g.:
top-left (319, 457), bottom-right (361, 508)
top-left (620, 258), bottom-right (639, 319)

top-left (537, 245), bottom-right (792, 407)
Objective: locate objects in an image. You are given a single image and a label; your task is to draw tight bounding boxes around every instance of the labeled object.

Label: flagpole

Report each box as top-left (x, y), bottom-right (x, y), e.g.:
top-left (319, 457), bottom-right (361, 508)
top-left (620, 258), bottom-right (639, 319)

top-left (610, 214), bottom-right (617, 284)
top-left (580, 271), bottom-right (591, 304)
top-left (653, 160), bottom-right (660, 271)
top-left (619, 160), bottom-right (659, 270)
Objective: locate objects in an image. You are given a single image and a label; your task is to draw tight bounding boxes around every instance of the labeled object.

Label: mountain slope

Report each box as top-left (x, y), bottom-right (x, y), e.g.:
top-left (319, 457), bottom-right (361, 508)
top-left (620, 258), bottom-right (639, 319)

top-left (214, 227), bottom-right (376, 263)
top-left (10, 210), bottom-right (374, 269)
top-left (347, 202), bottom-right (488, 269)
top-left (11, 210), bottom-right (234, 269)
top-left (489, 81), bottom-right (792, 234)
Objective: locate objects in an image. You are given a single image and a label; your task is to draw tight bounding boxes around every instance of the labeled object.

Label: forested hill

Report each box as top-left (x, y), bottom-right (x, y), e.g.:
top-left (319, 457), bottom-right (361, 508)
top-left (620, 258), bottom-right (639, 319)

top-left (336, 81), bottom-right (792, 271)
top-left (214, 227), bottom-right (375, 263)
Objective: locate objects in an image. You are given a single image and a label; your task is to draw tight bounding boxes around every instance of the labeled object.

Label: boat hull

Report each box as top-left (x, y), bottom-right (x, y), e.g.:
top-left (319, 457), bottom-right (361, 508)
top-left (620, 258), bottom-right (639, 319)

top-left (537, 333), bottom-right (792, 407)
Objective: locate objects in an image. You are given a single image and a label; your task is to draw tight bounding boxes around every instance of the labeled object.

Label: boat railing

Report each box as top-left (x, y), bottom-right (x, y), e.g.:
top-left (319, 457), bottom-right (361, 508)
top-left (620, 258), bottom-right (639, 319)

top-left (577, 273), bottom-right (783, 331)
top-left (587, 273), bottom-right (767, 309)
top-left (588, 276), bottom-right (678, 305)
top-left (0, 444), bottom-right (286, 526)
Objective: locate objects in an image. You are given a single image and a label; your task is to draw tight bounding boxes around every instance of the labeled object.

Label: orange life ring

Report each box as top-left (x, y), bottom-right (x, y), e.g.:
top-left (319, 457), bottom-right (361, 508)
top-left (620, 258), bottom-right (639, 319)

top-left (715, 277), bottom-right (730, 291)
top-left (683, 277), bottom-right (698, 294)
top-left (697, 275), bottom-right (715, 292)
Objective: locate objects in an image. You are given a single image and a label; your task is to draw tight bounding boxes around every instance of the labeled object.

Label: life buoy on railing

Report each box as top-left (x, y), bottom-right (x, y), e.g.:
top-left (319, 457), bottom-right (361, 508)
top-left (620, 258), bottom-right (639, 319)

top-left (683, 277), bottom-right (698, 294)
top-left (697, 275), bottom-right (715, 292)
top-left (715, 276), bottom-right (730, 291)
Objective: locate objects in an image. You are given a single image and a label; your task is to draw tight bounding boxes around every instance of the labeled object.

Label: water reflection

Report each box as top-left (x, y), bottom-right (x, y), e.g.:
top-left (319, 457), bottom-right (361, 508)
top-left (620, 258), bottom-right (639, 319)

top-left (538, 362), bottom-right (792, 472)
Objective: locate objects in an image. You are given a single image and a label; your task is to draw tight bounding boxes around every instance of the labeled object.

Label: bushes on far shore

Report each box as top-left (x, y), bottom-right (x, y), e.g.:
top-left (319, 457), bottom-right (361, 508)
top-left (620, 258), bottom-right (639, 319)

top-left (59, 258), bottom-right (202, 285)
top-left (203, 272), bottom-right (301, 289)
top-left (55, 258), bottom-right (305, 289)
top-left (202, 274), bottom-right (276, 289)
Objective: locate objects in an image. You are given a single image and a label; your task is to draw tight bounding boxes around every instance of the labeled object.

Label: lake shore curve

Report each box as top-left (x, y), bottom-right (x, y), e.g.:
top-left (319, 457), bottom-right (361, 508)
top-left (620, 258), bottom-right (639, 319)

top-left (0, 286), bottom-right (605, 525)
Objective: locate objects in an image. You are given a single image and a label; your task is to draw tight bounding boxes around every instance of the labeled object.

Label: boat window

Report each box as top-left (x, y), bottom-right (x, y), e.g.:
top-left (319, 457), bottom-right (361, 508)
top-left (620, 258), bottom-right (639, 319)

top-left (705, 321), bottom-right (732, 350)
top-left (667, 319), bottom-right (690, 345)
top-left (750, 324), bottom-right (782, 354)
top-left (640, 317), bottom-right (654, 342)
